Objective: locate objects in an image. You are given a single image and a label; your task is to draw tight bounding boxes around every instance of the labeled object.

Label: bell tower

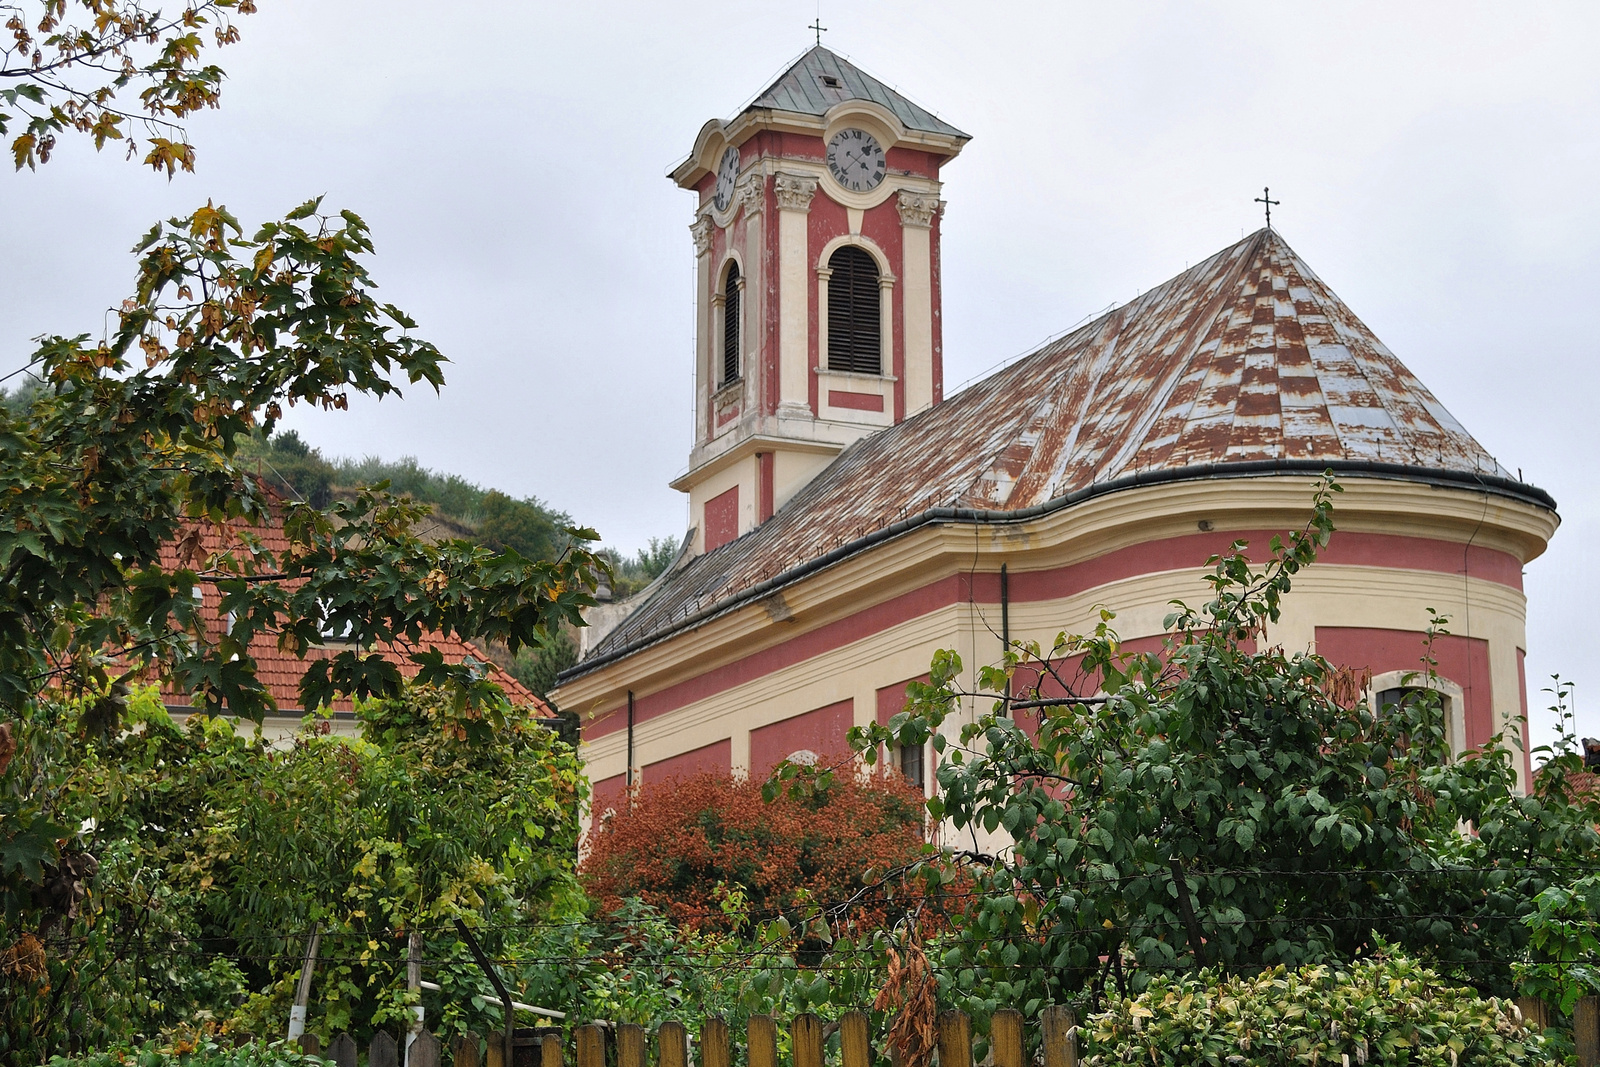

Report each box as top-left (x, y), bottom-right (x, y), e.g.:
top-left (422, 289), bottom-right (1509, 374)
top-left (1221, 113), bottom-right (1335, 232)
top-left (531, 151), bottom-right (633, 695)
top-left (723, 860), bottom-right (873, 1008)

top-left (669, 47), bottom-right (969, 555)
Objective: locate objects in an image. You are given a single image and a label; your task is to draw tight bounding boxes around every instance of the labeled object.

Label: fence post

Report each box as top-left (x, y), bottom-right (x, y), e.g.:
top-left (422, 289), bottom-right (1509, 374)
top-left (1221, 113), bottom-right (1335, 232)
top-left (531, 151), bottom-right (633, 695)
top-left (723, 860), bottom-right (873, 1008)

top-left (287, 925), bottom-right (322, 1042)
top-left (575, 1025), bottom-right (605, 1067)
top-left (1041, 1006), bottom-right (1078, 1067)
top-left (1516, 997), bottom-right (1550, 1032)
top-left (792, 1015), bottom-right (823, 1067)
top-left (405, 931), bottom-right (426, 1067)
top-left (658, 1022), bottom-right (687, 1067)
top-left (372, 1032), bottom-right (400, 1067)
top-left (991, 1011), bottom-right (1023, 1067)
top-left (748, 1016), bottom-right (777, 1067)
top-left (617, 1024), bottom-right (646, 1067)
top-left (937, 1012), bottom-right (971, 1067)
top-left (330, 1033), bottom-right (358, 1067)
top-left (299, 1036), bottom-right (322, 1057)
top-left (411, 1031), bottom-right (442, 1067)
top-left (701, 1018), bottom-right (729, 1067)
top-left (454, 1033), bottom-right (482, 1067)
top-left (1576, 996), bottom-right (1599, 1067)
top-left (839, 1011), bottom-right (871, 1067)
top-left (540, 1030), bottom-right (564, 1067)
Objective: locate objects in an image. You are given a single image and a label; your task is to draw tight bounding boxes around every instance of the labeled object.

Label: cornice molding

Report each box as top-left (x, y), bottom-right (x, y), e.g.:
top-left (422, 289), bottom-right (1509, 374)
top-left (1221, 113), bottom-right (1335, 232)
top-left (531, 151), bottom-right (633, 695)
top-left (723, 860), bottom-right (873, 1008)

top-left (774, 172), bottom-right (819, 213)
top-left (555, 469), bottom-right (1558, 707)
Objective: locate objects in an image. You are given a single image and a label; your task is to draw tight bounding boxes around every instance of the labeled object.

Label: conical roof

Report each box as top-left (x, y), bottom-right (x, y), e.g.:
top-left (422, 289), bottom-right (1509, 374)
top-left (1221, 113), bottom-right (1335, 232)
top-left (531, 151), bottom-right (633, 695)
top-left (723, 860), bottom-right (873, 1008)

top-left (572, 228), bottom-right (1550, 672)
top-left (744, 46), bottom-right (969, 140)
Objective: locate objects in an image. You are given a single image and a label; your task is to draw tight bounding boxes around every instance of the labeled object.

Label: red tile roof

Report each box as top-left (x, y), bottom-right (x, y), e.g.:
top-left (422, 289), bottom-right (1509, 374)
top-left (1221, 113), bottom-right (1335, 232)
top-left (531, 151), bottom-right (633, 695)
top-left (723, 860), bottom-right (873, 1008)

top-left (153, 507), bottom-right (544, 715)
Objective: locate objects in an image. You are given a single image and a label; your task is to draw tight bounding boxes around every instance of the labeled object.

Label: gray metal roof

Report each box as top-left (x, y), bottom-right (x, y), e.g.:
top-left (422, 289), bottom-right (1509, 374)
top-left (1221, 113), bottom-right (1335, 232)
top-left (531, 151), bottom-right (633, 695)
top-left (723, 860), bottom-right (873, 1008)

top-left (745, 46), bottom-right (969, 141)
top-left (567, 228), bottom-right (1551, 678)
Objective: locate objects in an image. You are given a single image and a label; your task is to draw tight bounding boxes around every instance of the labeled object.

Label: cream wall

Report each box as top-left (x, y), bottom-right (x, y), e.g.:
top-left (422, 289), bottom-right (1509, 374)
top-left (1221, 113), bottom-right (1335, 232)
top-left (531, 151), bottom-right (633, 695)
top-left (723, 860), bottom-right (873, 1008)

top-left (566, 476), bottom-right (1557, 809)
top-left (684, 453), bottom-right (758, 553)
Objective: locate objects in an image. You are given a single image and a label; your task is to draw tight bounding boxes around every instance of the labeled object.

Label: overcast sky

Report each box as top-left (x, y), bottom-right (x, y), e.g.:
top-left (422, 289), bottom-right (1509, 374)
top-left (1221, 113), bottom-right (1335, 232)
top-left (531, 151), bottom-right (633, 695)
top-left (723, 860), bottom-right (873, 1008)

top-left (3, 1), bottom-right (1596, 740)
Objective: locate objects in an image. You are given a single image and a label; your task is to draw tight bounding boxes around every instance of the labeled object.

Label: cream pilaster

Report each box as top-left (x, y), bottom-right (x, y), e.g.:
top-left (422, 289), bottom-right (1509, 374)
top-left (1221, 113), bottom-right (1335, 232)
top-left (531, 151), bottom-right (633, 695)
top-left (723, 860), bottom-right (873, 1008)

top-left (775, 172), bottom-right (818, 418)
top-left (736, 173), bottom-right (764, 403)
top-left (691, 215), bottom-right (714, 440)
top-left (897, 191), bottom-right (940, 416)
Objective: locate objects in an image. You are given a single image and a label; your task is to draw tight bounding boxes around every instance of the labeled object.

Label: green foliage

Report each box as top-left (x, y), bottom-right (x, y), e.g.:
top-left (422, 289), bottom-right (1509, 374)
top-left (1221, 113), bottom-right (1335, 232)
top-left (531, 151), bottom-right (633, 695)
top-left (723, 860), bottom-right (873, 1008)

top-left (511, 626), bottom-right (577, 701)
top-left (0, 682), bottom-right (585, 1062)
top-left (0, 375), bottom-right (47, 416)
top-left (0, 196), bottom-right (604, 1060)
top-left (604, 537), bottom-right (681, 597)
top-left (1516, 870), bottom-right (1600, 1015)
top-left (1, 1), bottom-right (259, 173)
top-left (49, 1037), bottom-right (334, 1067)
top-left (239, 431), bottom-right (577, 561)
top-left (849, 475), bottom-right (1600, 1020)
top-left (0, 197), bottom-right (601, 724)
top-left (1084, 950), bottom-right (1547, 1067)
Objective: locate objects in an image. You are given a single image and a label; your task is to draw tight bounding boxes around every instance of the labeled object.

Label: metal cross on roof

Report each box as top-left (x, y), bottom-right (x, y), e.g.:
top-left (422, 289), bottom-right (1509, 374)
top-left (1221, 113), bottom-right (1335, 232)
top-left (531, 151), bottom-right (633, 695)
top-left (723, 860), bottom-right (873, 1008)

top-left (808, 17), bottom-right (827, 45)
top-left (1255, 186), bottom-right (1280, 230)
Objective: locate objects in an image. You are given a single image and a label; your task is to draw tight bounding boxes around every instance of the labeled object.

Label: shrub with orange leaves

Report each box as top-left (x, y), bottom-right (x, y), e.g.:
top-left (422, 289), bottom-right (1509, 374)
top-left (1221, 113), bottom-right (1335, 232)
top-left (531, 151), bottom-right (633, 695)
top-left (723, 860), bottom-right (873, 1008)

top-left (581, 770), bottom-right (928, 935)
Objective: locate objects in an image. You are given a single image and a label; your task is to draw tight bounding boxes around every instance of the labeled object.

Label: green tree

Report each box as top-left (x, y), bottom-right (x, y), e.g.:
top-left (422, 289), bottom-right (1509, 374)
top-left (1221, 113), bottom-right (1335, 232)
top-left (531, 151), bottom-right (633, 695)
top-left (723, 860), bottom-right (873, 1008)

top-left (0, 197), bottom-right (605, 1055)
top-left (852, 477), bottom-right (1600, 1018)
top-left (0, 682), bottom-right (587, 1059)
top-left (512, 625), bottom-right (577, 701)
top-left (479, 489), bottom-right (565, 561)
top-left (2, 0), bottom-right (259, 173)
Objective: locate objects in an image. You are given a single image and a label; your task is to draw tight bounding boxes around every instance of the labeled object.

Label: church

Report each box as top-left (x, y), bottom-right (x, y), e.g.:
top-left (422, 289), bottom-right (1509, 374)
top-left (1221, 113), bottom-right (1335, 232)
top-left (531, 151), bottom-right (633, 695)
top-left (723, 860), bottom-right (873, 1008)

top-left (552, 46), bottom-right (1560, 809)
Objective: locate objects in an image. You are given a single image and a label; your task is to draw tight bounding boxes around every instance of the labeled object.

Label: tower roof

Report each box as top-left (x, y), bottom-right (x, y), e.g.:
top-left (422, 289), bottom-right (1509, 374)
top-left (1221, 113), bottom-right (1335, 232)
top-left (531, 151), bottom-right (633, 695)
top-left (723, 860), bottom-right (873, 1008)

top-left (568, 228), bottom-right (1552, 676)
top-left (744, 46), bottom-right (969, 140)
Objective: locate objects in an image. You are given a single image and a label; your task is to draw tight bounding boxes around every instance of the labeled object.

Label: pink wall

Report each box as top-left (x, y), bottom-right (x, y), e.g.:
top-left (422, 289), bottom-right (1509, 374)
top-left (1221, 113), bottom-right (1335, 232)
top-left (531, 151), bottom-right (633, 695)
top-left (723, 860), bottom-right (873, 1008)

top-left (1314, 627), bottom-right (1495, 750)
top-left (748, 699), bottom-right (854, 779)
top-left (591, 772), bottom-right (626, 815)
top-left (644, 738), bottom-right (731, 784)
top-left (582, 530), bottom-right (1524, 744)
top-left (704, 486), bottom-right (739, 552)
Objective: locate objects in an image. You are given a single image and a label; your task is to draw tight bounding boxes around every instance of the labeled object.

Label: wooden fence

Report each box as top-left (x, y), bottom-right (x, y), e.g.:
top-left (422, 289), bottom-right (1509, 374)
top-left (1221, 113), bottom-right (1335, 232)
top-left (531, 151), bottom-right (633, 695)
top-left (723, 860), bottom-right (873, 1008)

top-left (304, 1010), bottom-right (1075, 1067)
top-left (303, 999), bottom-right (1600, 1067)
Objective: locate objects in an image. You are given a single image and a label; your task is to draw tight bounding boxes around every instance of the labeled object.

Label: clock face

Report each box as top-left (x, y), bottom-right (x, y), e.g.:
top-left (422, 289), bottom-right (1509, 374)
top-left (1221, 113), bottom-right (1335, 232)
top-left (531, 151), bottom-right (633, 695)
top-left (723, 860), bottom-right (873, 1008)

top-left (826, 128), bottom-right (887, 192)
top-left (713, 146), bottom-right (740, 212)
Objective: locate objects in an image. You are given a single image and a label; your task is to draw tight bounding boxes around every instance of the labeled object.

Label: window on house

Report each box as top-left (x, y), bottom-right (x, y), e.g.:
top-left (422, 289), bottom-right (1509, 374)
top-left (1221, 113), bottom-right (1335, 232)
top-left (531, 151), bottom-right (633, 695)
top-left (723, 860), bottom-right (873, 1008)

top-left (900, 741), bottom-right (925, 790)
top-left (1375, 684), bottom-right (1455, 752)
top-left (722, 261), bottom-right (741, 385)
top-left (1376, 686), bottom-right (1444, 718)
top-left (318, 598), bottom-right (355, 643)
top-left (827, 245), bottom-right (881, 375)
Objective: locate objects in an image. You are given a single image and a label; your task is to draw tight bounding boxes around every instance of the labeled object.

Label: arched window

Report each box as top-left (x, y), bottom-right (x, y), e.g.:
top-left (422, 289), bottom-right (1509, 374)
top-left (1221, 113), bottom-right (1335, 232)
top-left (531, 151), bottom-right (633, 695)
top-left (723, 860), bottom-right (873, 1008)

top-left (721, 261), bottom-right (741, 384)
top-left (827, 245), bottom-right (881, 375)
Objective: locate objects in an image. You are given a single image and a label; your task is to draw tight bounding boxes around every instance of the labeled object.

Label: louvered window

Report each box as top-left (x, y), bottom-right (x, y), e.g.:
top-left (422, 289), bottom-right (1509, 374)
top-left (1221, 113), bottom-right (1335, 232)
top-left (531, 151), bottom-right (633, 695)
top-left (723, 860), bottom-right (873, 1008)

top-left (827, 246), bottom-right (881, 375)
top-left (721, 262), bottom-right (741, 385)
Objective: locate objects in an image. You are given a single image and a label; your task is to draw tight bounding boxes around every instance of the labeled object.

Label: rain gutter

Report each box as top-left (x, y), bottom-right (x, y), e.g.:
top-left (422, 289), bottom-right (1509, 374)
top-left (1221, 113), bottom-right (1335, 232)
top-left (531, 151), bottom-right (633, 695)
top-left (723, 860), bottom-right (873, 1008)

top-left (557, 459), bottom-right (1556, 685)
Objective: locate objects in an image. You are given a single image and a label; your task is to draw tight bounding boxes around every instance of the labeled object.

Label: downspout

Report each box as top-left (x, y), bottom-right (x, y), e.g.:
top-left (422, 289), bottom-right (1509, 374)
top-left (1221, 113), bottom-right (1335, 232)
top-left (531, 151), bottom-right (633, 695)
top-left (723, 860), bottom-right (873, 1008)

top-left (1000, 563), bottom-right (1011, 713)
top-left (626, 689), bottom-right (635, 788)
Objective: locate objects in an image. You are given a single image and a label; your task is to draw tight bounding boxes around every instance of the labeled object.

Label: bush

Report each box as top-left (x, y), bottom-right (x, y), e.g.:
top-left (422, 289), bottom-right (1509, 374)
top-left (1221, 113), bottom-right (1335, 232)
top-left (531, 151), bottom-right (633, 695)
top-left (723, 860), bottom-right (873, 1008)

top-left (581, 771), bottom-right (927, 934)
top-left (49, 1038), bottom-right (328, 1067)
top-left (0, 683), bottom-right (586, 1062)
top-left (1084, 951), bottom-right (1548, 1067)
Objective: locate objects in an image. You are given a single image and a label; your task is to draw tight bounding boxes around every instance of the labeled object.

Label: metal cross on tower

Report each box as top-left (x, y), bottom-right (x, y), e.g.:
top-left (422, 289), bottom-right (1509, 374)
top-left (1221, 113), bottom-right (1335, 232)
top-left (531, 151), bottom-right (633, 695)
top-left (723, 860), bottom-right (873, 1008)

top-left (1255, 186), bottom-right (1280, 230)
top-left (808, 18), bottom-right (827, 45)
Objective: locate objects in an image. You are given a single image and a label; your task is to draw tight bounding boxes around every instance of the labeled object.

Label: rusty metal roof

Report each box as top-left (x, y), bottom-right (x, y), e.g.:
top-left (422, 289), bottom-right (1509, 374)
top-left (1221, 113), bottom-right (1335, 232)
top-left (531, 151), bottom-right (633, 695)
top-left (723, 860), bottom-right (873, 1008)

top-left (568, 228), bottom-right (1550, 676)
top-left (746, 46), bottom-right (969, 141)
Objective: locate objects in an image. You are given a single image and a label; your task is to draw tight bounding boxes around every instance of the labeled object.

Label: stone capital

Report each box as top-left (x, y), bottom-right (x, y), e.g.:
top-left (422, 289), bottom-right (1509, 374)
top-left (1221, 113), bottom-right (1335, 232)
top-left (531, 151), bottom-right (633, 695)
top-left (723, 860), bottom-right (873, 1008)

top-left (774, 172), bottom-right (819, 213)
top-left (735, 172), bottom-right (765, 215)
top-left (690, 215), bottom-right (714, 256)
top-left (896, 191), bottom-right (942, 228)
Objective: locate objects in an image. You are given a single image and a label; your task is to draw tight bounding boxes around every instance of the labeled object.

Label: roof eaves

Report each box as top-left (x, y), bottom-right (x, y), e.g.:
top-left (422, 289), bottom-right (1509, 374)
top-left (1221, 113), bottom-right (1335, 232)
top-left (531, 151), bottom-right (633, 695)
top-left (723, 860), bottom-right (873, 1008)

top-left (557, 458), bottom-right (1556, 685)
